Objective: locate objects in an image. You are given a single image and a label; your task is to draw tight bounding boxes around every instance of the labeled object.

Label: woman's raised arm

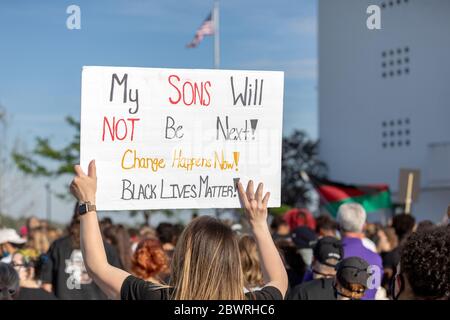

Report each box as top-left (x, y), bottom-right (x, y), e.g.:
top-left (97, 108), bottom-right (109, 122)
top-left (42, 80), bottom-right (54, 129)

top-left (70, 160), bottom-right (130, 299)
top-left (237, 181), bottom-right (289, 298)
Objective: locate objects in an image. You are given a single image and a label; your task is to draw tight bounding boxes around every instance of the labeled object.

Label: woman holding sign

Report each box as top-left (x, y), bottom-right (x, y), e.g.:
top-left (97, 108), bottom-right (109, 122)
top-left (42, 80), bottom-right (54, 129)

top-left (70, 160), bottom-right (288, 300)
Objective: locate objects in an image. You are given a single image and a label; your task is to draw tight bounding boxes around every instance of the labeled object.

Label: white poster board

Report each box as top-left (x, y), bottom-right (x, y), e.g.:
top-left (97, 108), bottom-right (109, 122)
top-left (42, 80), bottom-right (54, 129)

top-left (80, 66), bottom-right (284, 211)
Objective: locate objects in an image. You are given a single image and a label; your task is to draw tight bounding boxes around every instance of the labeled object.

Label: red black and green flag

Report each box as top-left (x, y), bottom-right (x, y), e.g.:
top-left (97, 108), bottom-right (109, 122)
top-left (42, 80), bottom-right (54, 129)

top-left (309, 176), bottom-right (392, 217)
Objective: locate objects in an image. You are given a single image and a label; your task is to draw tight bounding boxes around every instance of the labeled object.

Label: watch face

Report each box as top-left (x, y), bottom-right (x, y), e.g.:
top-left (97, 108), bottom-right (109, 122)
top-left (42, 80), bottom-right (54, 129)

top-left (78, 204), bottom-right (88, 215)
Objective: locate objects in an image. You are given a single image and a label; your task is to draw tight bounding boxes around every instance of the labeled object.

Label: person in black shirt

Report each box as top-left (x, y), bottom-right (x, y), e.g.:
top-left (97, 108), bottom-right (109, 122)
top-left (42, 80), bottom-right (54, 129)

top-left (40, 208), bottom-right (122, 300)
top-left (289, 257), bottom-right (371, 300)
top-left (70, 160), bottom-right (288, 300)
top-left (301, 236), bottom-right (343, 283)
top-left (10, 250), bottom-right (57, 300)
top-left (289, 237), bottom-right (343, 299)
top-left (289, 277), bottom-right (336, 300)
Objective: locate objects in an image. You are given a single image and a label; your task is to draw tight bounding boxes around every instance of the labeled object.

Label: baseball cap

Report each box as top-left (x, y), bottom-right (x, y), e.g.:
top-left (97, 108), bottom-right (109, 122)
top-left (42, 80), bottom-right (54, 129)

top-left (313, 236), bottom-right (343, 267)
top-left (335, 257), bottom-right (371, 289)
top-left (0, 228), bottom-right (26, 245)
top-left (291, 226), bottom-right (317, 249)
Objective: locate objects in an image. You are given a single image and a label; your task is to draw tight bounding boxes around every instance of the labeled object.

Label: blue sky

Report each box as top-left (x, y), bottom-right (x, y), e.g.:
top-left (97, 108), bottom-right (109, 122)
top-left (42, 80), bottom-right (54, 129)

top-left (0, 0), bottom-right (318, 223)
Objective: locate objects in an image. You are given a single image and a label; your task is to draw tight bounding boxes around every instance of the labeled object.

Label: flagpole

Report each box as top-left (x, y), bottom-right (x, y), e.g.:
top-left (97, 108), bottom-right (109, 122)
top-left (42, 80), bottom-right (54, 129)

top-left (213, 0), bottom-right (220, 69)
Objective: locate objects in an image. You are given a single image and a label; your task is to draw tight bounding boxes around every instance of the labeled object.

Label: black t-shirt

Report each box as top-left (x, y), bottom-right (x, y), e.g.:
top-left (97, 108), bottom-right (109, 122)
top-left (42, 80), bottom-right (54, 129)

top-left (288, 278), bottom-right (336, 300)
top-left (121, 275), bottom-right (283, 300)
top-left (16, 287), bottom-right (58, 300)
top-left (40, 235), bottom-right (122, 300)
top-left (382, 247), bottom-right (401, 270)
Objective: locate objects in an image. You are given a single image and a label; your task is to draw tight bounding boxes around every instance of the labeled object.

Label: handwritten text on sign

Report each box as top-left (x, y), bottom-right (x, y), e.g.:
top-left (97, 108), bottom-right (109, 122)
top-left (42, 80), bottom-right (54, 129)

top-left (80, 66), bottom-right (284, 211)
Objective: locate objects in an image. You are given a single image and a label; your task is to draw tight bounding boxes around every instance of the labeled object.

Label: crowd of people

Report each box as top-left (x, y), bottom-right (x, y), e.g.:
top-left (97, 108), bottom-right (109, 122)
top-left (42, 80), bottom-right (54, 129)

top-left (0, 161), bottom-right (449, 300)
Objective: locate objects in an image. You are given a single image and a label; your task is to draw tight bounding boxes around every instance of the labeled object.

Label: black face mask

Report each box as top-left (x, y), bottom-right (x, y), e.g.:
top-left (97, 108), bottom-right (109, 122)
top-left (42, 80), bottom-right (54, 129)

top-left (390, 272), bottom-right (404, 300)
top-left (312, 269), bottom-right (335, 278)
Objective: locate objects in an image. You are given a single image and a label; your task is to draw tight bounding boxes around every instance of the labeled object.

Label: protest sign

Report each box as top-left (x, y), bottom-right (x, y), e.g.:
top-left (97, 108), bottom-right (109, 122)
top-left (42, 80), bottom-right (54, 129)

top-left (80, 66), bottom-right (284, 210)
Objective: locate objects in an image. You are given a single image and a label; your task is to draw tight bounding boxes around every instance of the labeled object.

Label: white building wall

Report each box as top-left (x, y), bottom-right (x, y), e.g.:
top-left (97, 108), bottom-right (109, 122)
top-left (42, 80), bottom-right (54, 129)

top-left (318, 0), bottom-right (450, 222)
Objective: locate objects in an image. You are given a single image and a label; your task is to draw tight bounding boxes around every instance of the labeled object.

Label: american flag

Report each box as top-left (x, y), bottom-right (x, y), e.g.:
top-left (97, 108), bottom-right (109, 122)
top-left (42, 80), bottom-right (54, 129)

top-left (186, 12), bottom-right (215, 48)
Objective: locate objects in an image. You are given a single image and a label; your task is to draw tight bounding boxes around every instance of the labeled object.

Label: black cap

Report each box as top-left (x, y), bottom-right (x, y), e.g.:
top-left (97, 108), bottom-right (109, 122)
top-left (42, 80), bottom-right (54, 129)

top-left (313, 237), bottom-right (343, 267)
top-left (335, 257), bottom-right (371, 289)
top-left (291, 226), bottom-right (317, 249)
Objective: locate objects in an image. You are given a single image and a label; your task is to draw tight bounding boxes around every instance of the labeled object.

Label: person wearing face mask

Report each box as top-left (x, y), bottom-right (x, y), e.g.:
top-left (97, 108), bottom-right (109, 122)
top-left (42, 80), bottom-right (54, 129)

top-left (288, 256), bottom-right (370, 300)
top-left (288, 237), bottom-right (343, 299)
top-left (391, 225), bottom-right (449, 300)
top-left (300, 236), bottom-right (343, 283)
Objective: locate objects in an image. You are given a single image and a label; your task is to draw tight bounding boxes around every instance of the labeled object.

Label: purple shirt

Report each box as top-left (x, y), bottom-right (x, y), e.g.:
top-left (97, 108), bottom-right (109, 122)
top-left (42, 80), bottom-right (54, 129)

top-left (342, 237), bottom-right (383, 300)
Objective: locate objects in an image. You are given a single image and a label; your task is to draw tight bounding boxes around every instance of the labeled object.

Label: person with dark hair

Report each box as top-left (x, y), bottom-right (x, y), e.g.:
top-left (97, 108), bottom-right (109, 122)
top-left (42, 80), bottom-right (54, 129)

top-left (275, 239), bottom-right (307, 288)
top-left (392, 226), bottom-right (449, 300)
top-left (156, 223), bottom-right (176, 260)
top-left (381, 213), bottom-right (416, 293)
top-left (415, 220), bottom-right (434, 233)
top-left (172, 223), bottom-right (184, 246)
top-left (391, 213), bottom-right (416, 243)
top-left (11, 250), bottom-right (57, 300)
top-left (270, 216), bottom-right (291, 242)
top-left (315, 215), bottom-right (337, 238)
top-left (40, 204), bottom-right (122, 299)
top-left (0, 262), bottom-right (19, 300)
top-left (103, 225), bottom-right (132, 272)
top-left (99, 217), bottom-right (114, 236)
top-left (100, 217), bottom-right (113, 227)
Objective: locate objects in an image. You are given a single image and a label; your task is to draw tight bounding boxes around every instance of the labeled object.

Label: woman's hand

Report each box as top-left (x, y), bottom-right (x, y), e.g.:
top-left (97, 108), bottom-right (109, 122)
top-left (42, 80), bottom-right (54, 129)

top-left (237, 180), bottom-right (288, 297)
top-left (237, 180), bottom-right (270, 228)
top-left (70, 160), bottom-right (97, 204)
top-left (70, 159), bottom-right (130, 299)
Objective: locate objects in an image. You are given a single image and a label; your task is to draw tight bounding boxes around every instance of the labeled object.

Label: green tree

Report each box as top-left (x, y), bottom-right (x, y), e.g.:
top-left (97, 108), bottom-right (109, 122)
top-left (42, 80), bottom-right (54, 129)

top-left (13, 116), bottom-right (80, 179)
top-left (12, 116), bottom-right (174, 224)
top-left (281, 130), bottom-right (327, 208)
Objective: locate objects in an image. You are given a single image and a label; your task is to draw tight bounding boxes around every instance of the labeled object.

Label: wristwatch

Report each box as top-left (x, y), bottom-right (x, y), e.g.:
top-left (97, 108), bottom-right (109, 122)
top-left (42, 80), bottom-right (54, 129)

top-left (78, 201), bottom-right (96, 215)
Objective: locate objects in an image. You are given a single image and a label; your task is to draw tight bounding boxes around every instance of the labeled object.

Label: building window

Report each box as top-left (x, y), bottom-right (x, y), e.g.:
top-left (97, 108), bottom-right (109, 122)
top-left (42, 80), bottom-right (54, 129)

top-left (380, 0), bottom-right (410, 9)
top-left (381, 118), bottom-right (412, 149)
top-left (381, 46), bottom-right (411, 79)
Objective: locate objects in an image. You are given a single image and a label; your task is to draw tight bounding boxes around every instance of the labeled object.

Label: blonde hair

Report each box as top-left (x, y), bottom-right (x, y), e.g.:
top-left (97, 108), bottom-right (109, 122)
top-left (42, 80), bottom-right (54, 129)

top-left (239, 235), bottom-right (264, 290)
top-left (169, 216), bottom-right (245, 300)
